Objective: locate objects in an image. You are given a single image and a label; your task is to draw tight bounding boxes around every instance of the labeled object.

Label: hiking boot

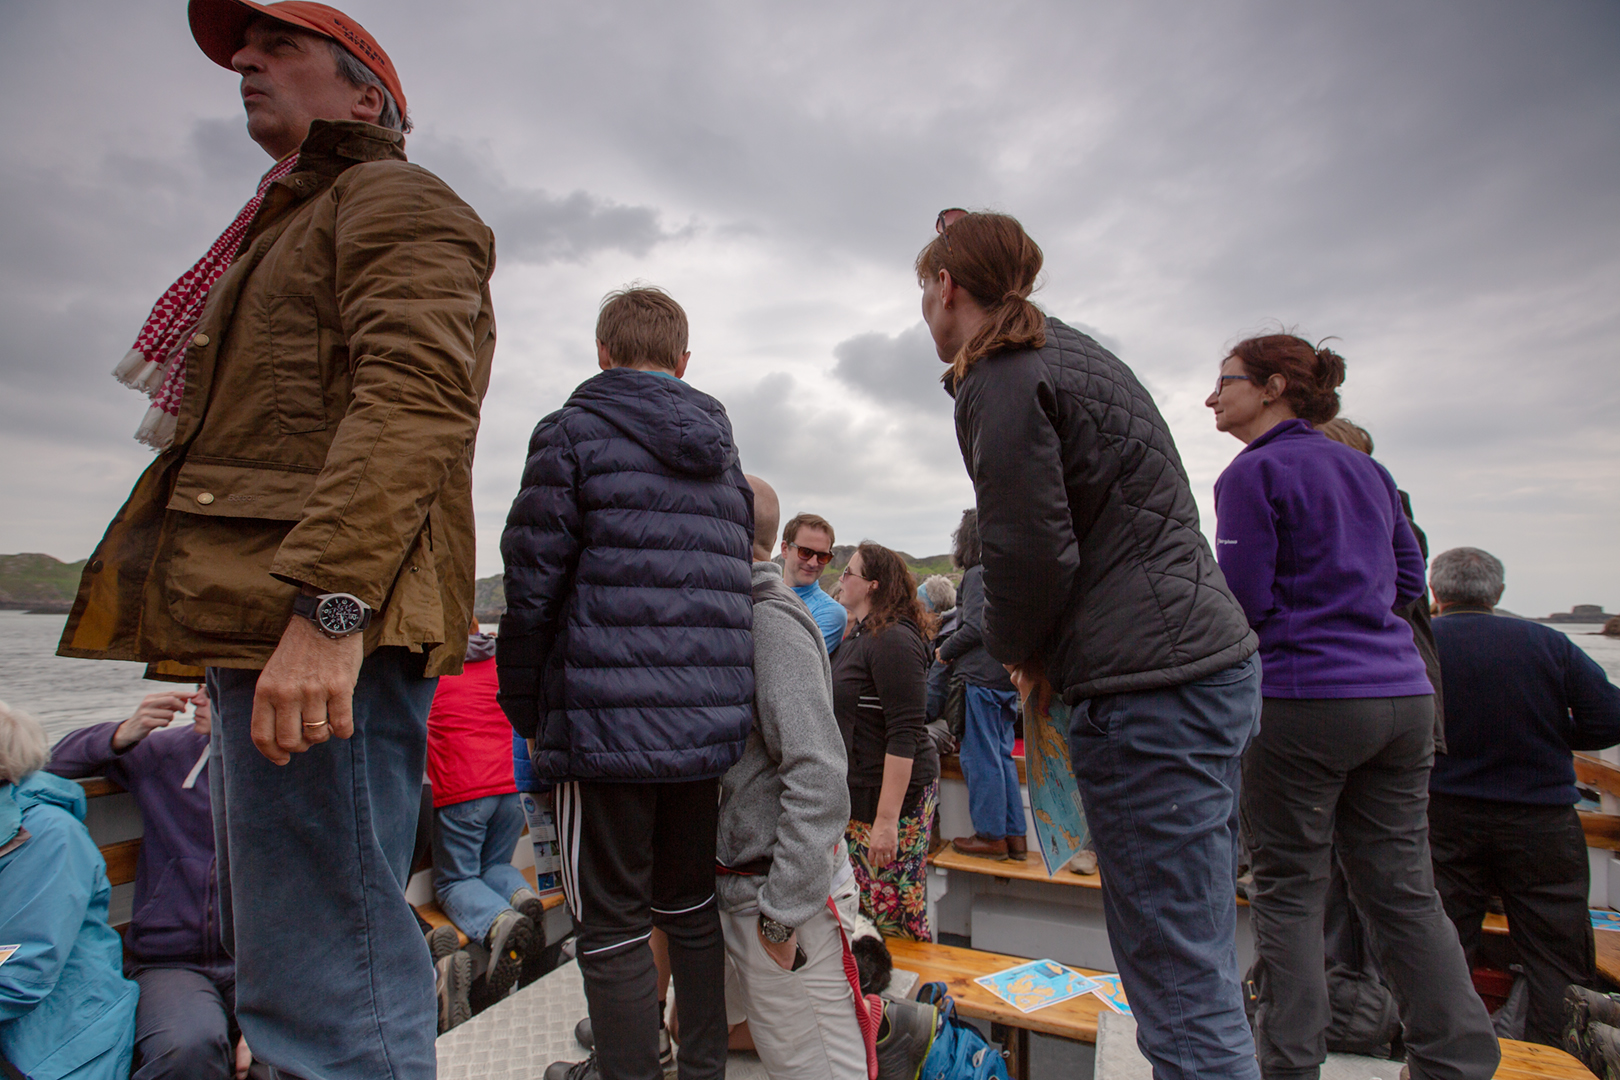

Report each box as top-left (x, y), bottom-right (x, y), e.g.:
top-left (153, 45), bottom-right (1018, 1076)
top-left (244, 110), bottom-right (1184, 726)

top-left (425, 922), bottom-right (461, 962)
top-left (482, 908), bottom-right (538, 1001)
top-left (435, 949), bottom-right (473, 1034)
top-left (951, 834), bottom-right (1008, 859)
top-left (1065, 849), bottom-right (1098, 876)
top-left (875, 997), bottom-right (939, 1080)
top-left (1592, 1022), bottom-right (1620, 1080)
top-left (511, 887), bottom-right (550, 986)
top-left (1005, 835), bottom-right (1029, 861)
top-left (544, 1055), bottom-right (599, 1080)
top-left (574, 1016), bottom-right (594, 1049)
top-left (1565, 985), bottom-right (1620, 1073)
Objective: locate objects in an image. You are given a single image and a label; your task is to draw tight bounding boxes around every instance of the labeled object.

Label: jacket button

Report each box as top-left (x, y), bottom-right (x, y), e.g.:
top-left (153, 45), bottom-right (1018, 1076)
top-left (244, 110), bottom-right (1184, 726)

top-left (196, 492), bottom-right (215, 505)
top-left (89, 559), bottom-right (104, 573)
top-left (192, 333), bottom-right (210, 347)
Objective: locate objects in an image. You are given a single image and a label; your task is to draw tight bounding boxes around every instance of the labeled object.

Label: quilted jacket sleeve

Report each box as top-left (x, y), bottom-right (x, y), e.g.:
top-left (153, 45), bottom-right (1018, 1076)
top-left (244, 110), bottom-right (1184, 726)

top-left (269, 162), bottom-right (493, 606)
top-left (497, 416), bottom-right (583, 738)
top-left (956, 353), bottom-right (1080, 667)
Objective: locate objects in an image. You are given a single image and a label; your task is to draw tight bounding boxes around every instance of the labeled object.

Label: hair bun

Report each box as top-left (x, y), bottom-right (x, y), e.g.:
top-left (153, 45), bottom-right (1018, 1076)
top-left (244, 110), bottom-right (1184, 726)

top-left (1313, 344), bottom-right (1346, 392)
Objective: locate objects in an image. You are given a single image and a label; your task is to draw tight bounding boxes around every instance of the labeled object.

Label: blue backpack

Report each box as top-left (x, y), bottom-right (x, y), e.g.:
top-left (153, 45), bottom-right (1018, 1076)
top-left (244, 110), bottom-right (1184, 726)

top-left (915, 982), bottom-right (1011, 1080)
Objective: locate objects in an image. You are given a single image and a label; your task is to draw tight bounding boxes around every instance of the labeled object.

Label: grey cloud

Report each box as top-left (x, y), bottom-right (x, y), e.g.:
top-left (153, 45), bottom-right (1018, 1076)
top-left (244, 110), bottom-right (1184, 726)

top-left (411, 139), bottom-right (673, 265)
top-left (830, 323), bottom-right (952, 418)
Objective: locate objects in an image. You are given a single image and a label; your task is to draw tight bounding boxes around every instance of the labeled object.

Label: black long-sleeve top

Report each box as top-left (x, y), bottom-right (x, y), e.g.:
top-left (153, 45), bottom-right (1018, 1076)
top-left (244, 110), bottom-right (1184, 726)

top-left (937, 565), bottom-right (1016, 691)
top-left (831, 616), bottom-right (940, 822)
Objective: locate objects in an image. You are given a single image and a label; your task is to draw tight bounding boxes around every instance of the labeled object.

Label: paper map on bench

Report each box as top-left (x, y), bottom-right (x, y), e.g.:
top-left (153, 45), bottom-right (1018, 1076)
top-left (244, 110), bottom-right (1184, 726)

top-left (1025, 697), bottom-right (1091, 876)
top-left (974, 959), bottom-right (1100, 1013)
top-left (1089, 974), bottom-right (1131, 1015)
top-left (1592, 910), bottom-right (1620, 931)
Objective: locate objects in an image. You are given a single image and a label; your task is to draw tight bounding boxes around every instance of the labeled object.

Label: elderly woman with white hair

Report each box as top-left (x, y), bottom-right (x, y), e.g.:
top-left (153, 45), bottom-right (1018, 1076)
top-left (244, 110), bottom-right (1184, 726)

top-left (0, 701), bottom-right (139, 1080)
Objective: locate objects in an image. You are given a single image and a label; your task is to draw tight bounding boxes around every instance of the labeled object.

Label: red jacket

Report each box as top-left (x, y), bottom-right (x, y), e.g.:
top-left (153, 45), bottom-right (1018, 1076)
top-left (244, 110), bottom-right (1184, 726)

top-left (427, 655), bottom-right (518, 808)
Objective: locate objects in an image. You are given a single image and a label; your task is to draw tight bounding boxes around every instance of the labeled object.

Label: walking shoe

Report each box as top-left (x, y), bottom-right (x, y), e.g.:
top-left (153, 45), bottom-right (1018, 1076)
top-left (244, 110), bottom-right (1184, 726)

top-left (1004, 835), bottom-right (1029, 861)
top-left (510, 887), bottom-right (550, 986)
top-left (544, 1055), bottom-right (599, 1080)
top-left (950, 833), bottom-right (1008, 859)
top-left (574, 1016), bottom-right (594, 1049)
top-left (875, 997), bottom-right (939, 1080)
top-left (425, 921), bottom-right (461, 962)
top-left (434, 950), bottom-right (473, 1034)
top-left (1592, 1022), bottom-right (1620, 1080)
top-left (512, 886), bottom-right (549, 928)
top-left (1064, 849), bottom-right (1098, 876)
top-left (482, 908), bottom-right (538, 1001)
top-left (569, 1015), bottom-right (674, 1077)
top-left (1565, 985), bottom-right (1620, 1073)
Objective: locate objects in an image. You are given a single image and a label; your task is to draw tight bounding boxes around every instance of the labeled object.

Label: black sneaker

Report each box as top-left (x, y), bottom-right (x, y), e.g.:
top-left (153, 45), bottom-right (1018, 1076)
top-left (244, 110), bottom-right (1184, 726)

top-left (543, 1055), bottom-right (599, 1080)
top-left (483, 909), bottom-right (538, 1001)
top-left (435, 950), bottom-right (473, 1034)
top-left (574, 1016), bottom-right (594, 1049)
top-left (875, 997), bottom-right (939, 1080)
top-left (564, 1022), bottom-right (672, 1077)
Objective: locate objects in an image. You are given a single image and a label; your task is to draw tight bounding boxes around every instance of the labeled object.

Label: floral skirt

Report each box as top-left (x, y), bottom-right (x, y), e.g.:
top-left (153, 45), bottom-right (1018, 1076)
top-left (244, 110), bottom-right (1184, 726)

top-left (844, 781), bottom-right (938, 942)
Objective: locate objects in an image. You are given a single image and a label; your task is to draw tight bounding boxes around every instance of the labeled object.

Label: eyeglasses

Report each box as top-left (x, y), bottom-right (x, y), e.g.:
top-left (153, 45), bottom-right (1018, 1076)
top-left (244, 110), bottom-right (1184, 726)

top-left (935, 207), bottom-right (968, 249)
top-left (1214, 374), bottom-right (1253, 396)
top-left (840, 566), bottom-right (870, 581)
top-left (788, 542), bottom-right (833, 565)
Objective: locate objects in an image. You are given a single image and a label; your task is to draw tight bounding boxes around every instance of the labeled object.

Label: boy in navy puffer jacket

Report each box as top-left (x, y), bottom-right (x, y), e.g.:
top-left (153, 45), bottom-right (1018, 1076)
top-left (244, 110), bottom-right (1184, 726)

top-left (497, 286), bottom-right (754, 1080)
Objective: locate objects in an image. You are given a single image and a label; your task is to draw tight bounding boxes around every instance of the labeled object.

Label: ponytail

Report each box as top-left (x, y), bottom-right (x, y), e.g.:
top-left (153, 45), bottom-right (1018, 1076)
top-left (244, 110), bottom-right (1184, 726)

top-left (916, 212), bottom-right (1047, 383)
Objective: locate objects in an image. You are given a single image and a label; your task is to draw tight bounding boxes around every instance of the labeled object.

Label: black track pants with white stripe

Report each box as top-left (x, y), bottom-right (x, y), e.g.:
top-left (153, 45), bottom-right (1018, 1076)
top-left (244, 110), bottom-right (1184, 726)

top-left (555, 778), bottom-right (726, 1080)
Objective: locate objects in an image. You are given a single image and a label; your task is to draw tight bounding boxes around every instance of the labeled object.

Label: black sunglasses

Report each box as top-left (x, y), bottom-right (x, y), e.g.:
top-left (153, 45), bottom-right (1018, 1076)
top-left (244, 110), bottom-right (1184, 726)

top-left (788, 542), bottom-right (834, 565)
top-left (935, 207), bottom-right (969, 248)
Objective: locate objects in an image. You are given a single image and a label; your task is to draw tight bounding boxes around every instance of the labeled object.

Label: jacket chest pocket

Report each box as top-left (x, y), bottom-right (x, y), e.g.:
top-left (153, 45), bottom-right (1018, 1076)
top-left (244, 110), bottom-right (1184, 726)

top-left (267, 294), bottom-right (328, 434)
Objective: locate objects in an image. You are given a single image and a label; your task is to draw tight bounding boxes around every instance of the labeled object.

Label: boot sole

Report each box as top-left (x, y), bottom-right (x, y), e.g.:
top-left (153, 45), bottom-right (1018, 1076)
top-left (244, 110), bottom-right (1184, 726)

top-left (437, 951), bottom-right (473, 1033)
top-left (485, 916), bottom-right (538, 1001)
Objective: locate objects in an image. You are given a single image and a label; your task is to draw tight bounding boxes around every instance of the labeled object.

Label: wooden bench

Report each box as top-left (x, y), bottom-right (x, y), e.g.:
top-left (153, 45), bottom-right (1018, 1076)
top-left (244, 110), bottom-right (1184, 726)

top-left (886, 937), bottom-right (1593, 1079)
top-left (931, 842), bottom-right (1250, 906)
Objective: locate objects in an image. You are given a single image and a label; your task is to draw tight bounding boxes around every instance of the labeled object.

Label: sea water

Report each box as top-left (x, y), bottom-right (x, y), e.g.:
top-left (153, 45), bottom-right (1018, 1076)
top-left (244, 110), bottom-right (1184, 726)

top-left (3, 608), bottom-right (1618, 745)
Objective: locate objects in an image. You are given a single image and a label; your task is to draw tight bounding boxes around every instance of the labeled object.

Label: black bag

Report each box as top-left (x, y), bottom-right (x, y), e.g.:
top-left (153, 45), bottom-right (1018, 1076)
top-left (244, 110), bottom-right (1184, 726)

top-left (942, 673), bottom-right (967, 745)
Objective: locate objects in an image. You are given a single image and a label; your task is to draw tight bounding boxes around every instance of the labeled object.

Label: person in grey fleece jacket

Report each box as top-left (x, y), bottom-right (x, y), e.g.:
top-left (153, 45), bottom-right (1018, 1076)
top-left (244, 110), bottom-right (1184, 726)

top-left (717, 476), bottom-right (865, 1080)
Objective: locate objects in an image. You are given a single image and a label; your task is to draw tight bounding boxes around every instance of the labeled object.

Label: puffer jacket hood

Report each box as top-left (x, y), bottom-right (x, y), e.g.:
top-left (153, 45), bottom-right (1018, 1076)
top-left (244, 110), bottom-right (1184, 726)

top-left (567, 369), bottom-right (740, 478)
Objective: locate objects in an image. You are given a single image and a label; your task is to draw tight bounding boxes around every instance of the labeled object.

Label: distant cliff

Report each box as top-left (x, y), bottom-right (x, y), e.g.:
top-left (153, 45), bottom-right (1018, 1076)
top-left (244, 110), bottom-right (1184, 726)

top-left (1541, 605), bottom-right (1613, 624)
top-left (0, 553), bottom-right (84, 613)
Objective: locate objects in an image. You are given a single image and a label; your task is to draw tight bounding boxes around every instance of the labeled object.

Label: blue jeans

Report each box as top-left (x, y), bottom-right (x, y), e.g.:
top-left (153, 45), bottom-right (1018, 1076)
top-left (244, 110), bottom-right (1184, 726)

top-left (1069, 655), bottom-right (1262, 1080)
top-left (432, 793), bottom-right (530, 943)
top-left (960, 685), bottom-right (1027, 840)
top-left (208, 647), bottom-right (438, 1080)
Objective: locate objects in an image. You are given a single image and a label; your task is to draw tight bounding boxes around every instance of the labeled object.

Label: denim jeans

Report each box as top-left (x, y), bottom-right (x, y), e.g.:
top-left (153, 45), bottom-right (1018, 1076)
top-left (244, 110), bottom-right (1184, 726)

top-left (208, 647), bottom-right (438, 1080)
top-left (433, 793), bottom-right (530, 943)
top-left (1069, 655), bottom-right (1262, 1080)
top-left (960, 685), bottom-right (1027, 840)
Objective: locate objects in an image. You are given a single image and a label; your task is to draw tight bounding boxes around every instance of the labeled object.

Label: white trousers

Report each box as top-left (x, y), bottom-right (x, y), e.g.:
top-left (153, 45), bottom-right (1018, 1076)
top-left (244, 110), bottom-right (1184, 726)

top-left (721, 879), bottom-right (867, 1080)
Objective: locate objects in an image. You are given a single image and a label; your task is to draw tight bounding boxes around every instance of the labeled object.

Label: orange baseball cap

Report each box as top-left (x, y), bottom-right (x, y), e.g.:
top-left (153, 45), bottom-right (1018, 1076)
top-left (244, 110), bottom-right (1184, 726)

top-left (189, 0), bottom-right (406, 118)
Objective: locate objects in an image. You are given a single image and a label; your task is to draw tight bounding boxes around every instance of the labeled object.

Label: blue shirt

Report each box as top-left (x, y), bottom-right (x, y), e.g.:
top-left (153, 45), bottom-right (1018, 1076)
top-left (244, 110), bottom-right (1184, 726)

top-left (792, 581), bottom-right (846, 654)
top-left (1430, 609), bottom-right (1620, 805)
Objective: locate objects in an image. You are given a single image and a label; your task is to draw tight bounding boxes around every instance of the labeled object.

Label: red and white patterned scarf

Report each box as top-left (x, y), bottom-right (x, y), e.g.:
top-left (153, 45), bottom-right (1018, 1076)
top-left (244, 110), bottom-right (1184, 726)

top-left (113, 154), bottom-right (300, 450)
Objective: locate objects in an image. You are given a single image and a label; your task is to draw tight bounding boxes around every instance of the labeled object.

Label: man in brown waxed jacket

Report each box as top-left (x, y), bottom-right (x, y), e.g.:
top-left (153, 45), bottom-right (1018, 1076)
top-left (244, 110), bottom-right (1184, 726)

top-left (57, 3), bottom-right (494, 1077)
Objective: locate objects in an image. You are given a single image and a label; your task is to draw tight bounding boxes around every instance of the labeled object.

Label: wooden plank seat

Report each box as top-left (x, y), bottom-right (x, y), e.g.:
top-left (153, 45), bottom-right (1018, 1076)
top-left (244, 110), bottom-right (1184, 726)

top-left (885, 938), bottom-right (1594, 1079)
top-left (930, 843), bottom-right (1250, 907)
top-left (940, 753), bottom-right (1027, 787)
top-left (414, 864), bottom-right (565, 950)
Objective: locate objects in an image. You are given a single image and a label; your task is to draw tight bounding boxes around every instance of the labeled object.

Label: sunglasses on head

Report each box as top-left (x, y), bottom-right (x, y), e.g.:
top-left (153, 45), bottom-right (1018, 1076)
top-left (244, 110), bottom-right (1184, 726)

top-left (935, 207), bottom-right (969, 249)
top-left (788, 542), bottom-right (834, 565)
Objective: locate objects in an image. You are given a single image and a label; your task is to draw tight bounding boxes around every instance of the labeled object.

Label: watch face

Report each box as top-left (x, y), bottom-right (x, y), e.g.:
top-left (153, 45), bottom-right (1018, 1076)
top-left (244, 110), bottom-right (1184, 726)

top-left (318, 595), bottom-right (366, 635)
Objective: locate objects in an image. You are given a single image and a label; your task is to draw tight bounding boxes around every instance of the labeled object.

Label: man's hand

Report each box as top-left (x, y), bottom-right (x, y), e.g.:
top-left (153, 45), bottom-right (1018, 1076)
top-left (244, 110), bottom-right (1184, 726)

top-left (758, 923), bottom-right (799, 971)
top-left (234, 1034), bottom-right (253, 1080)
top-left (1006, 659), bottom-right (1054, 717)
top-left (868, 816), bottom-right (900, 869)
top-left (251, 616), bottom-right (363, 765)
top-left (111, 691), bottom-right (193, 751)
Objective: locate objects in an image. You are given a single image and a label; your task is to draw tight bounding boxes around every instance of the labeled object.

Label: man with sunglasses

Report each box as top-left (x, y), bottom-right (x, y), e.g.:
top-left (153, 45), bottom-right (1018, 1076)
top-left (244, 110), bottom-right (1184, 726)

top-left (780, 513), bottom-right (847, 654)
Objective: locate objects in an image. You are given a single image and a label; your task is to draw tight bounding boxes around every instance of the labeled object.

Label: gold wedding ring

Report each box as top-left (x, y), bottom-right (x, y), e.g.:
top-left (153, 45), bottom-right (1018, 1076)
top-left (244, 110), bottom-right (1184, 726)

top-left (302, 720), bottom-right (331, 729)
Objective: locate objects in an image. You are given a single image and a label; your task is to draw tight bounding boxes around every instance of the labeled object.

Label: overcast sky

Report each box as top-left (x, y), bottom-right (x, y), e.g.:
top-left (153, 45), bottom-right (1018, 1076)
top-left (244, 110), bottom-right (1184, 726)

top-left (2, 0), bottom-right (1616, 618)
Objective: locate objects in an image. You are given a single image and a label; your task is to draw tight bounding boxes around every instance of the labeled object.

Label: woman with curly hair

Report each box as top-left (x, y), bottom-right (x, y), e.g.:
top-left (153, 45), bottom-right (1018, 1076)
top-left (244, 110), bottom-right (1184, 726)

top-left (831, 541), bottom-right (939, 940)
top-left (1208, 333), bottom-right (1497, 1080)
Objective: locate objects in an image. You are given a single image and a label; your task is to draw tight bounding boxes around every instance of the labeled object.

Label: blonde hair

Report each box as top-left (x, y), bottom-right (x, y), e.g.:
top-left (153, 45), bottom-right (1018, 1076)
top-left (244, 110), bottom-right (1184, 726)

top-left (0, 700), bottom-right (50, 784)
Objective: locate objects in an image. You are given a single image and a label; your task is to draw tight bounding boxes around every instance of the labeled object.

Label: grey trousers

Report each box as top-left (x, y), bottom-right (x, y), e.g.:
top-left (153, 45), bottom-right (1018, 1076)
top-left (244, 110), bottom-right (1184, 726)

top-left (1241, 696), bottom-right (1498, 1080)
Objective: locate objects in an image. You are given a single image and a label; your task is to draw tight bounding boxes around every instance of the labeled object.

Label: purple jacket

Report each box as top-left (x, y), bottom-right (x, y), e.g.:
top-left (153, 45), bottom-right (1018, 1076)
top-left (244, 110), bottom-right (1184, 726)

top-left (48, 721), bottom-right (224, 967)
top-left (1213, 419), bottom-right (1431, 699)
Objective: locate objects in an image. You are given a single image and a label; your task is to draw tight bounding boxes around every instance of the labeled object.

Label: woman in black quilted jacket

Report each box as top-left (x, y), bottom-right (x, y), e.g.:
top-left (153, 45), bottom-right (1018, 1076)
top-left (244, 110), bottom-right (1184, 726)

top-left (830, 541), bottom-right (939, 940)
top-left (916, 210), bottom-right (1262, 1080)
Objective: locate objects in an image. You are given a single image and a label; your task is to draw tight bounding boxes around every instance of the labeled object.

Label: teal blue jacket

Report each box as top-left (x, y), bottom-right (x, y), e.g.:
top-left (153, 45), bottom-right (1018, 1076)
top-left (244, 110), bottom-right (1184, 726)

top-left (0, 771), bottom-right (138, 1080)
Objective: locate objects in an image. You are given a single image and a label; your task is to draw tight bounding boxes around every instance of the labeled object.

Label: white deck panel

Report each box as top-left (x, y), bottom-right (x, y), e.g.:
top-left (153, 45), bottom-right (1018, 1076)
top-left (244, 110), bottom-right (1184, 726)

top-left (436, 960), bottom-right (767, 1079)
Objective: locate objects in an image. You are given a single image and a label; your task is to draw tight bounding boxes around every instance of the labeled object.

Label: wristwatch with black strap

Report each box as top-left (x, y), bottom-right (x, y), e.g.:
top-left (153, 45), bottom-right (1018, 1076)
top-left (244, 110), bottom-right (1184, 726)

top-left (758, 913), bottom-right (794, 944)
top-left (292, 591), bottom-right (373, 639)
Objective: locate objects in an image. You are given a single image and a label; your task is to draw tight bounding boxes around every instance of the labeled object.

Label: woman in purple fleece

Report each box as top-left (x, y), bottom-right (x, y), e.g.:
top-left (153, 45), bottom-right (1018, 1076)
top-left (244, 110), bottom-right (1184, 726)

top-left (1208, 334), bottom-right (1497, 1080)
